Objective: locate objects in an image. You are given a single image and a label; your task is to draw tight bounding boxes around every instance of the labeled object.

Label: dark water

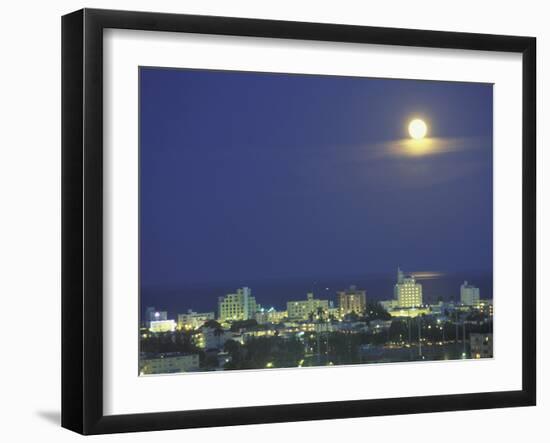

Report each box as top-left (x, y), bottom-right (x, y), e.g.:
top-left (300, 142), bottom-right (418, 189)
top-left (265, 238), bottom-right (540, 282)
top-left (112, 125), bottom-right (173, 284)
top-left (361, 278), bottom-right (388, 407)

top-left (141, 270), bottom-right (492, 320)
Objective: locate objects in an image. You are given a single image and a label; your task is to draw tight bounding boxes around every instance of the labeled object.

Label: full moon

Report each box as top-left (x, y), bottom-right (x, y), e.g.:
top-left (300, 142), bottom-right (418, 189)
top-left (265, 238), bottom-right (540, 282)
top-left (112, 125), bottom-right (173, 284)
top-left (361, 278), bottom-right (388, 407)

top-left (408, 119), bottom-right (428, 140)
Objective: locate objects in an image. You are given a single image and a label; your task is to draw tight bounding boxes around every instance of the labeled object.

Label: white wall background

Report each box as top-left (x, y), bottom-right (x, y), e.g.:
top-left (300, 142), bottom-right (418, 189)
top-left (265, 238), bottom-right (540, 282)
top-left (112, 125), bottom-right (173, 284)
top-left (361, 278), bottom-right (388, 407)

top-left (0, 0), bottom-right (545, 441)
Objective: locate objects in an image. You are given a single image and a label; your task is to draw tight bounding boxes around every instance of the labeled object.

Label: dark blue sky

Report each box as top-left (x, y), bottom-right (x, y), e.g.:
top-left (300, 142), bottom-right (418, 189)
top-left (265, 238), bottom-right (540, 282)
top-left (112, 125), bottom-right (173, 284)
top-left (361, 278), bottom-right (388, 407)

top-left (140, 67), bottom-right (492, 312)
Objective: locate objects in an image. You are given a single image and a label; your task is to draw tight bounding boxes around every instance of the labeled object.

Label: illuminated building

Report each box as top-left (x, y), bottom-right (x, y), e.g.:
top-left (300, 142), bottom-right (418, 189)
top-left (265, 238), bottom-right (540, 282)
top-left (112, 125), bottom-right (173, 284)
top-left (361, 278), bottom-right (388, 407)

top-left (394, 266), bottom-right (423, 307)
top-left (149, 319), bottom-right (177, 333)
top-left (328, 306), bottom-right (342, 320)
top-left (242, 329), bottom-right (278, 341)
top-left (470, 333), bottom-right (493, 358)
top-left (460, 281), bottom-right (480, 306)
top-left (337, 285), bottom-right (367, 315)
top-left (177, 309), bottom-right (215, 330)
top-left (144, 306), bottom-right (167, 327)
top-left (193, 327), bottom-right (233, 350)
top-left (218, 287), bottom-right (257, 321)
top-left (139, 353), bottom-right (199, 374)
top-left (192, 332), bottom-right (205, 349)
top-left (387, 307), bottom-right (430, 318)
top-left (287, 292), bottom-right (329, 320)
top-left (474, 299), bottom-right (494, 316)
top-left (255, 307), bottom-right (287, 324)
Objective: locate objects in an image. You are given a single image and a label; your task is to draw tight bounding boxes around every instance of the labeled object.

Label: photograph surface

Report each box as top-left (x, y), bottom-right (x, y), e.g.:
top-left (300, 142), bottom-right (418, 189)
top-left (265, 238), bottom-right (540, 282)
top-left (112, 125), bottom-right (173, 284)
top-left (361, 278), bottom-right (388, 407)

top-left (139, 67), bottom-right (494, 375)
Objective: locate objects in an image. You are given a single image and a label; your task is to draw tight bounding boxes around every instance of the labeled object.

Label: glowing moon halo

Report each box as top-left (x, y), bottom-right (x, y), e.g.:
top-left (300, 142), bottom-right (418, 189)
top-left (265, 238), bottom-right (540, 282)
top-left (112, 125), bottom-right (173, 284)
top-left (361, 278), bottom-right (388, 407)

top-left (408, 119), bottom-right (428, 140)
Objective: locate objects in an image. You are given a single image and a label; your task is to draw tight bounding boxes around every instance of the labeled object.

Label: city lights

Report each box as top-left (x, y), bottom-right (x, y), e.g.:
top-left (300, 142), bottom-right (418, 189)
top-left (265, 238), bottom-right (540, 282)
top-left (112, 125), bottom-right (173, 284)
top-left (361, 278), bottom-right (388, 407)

top-left (140, 268), bottom-right (493, 375)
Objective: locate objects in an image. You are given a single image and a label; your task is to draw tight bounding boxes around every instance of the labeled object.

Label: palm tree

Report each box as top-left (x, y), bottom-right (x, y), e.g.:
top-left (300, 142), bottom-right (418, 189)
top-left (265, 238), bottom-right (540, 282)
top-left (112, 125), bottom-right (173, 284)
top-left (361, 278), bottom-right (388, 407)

top-left (316, 307), bottom-right (325, 322)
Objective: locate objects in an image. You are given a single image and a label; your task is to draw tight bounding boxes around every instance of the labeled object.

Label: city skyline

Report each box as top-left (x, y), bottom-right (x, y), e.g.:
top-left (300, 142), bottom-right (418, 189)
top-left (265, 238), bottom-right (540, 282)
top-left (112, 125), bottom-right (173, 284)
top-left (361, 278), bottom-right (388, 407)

top-left (142, 266), bottom-right (488, 322)
top-left (141, 268), bottom-right (493, 318)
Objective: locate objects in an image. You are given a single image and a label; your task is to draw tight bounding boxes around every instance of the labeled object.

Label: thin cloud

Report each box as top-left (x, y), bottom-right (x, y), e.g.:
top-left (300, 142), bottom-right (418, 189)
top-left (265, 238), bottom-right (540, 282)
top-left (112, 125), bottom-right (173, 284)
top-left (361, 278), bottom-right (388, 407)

top-left (364, 135), bottom-right (490, 160)
top-left (410, 271), bottom-right (446, 280)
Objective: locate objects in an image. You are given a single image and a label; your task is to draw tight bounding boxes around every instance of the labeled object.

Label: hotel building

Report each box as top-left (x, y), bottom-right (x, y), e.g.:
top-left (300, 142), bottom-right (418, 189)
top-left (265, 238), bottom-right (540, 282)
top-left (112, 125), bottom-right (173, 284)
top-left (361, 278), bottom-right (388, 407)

top-left (337, 285), bottom-right (367, 315)
top-left (394, 266), bottom-right (423, 307)
top-left (193, 326), bottom-right (234, 350)
top-left (460, 281), bottom-right (480, 306)
top-left (177, 309), bottom-right (215, 330)
top-left (218, 287), bottom-right (257, 321)
top-left (255, 307), bottom-right (288, 324)
top-left (287, 292), bottom-right (329, 320)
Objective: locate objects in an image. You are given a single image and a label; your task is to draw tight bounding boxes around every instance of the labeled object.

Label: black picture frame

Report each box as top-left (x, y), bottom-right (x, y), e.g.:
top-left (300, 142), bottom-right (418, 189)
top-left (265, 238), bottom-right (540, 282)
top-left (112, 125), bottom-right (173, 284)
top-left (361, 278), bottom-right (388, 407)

top-left (62, 8), bottom-right (536, 435)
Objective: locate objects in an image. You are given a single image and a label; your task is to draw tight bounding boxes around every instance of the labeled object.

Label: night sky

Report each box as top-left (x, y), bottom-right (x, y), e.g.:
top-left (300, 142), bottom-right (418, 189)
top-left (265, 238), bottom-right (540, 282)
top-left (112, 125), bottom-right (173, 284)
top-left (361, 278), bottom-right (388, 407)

top-left (139, 67), bottom-right (493, 313)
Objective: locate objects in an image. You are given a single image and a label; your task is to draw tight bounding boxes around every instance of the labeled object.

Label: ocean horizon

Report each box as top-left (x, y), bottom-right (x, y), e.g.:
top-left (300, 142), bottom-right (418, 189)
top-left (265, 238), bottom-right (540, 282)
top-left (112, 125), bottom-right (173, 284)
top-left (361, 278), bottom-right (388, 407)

top-left (140, 270), bottom-right (493, 319)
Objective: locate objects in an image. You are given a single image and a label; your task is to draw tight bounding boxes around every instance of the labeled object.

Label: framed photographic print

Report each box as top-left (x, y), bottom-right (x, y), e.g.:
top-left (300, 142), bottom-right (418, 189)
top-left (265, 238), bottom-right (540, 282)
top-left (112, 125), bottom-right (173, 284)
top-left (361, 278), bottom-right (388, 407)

top-left (61, 8), bottom-right (536, 435)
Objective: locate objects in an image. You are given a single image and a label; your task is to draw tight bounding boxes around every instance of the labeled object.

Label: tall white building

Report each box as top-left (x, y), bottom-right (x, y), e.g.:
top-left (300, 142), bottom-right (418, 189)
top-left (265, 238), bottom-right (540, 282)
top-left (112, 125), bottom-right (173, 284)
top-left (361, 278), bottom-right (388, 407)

top-left (394, 266), bottom-right (423, 307)
top-left (460, 281), bottom-right (480, 306)
top-left (218, 287), bottom-right (257, 321)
